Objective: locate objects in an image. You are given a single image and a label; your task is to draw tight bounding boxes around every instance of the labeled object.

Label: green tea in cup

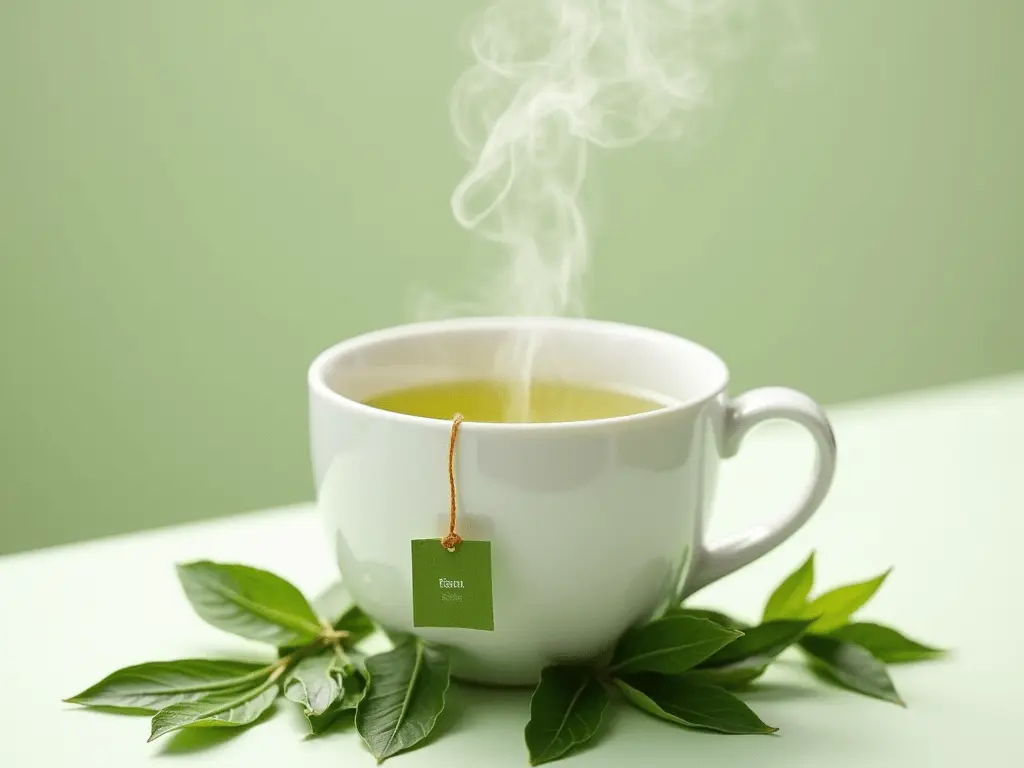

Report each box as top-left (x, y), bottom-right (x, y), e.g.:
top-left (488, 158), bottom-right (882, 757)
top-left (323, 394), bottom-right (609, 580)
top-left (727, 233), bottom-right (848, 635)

top-left (362, 379), bottom-right (664, 423)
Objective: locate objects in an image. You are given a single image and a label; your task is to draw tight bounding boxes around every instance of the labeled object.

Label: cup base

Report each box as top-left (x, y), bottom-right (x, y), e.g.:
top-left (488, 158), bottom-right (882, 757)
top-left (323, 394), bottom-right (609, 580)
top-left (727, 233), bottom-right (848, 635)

top-left (447, 650), bottom-right (544, 688)
top-left (450, 671), bottom-right (537, 689)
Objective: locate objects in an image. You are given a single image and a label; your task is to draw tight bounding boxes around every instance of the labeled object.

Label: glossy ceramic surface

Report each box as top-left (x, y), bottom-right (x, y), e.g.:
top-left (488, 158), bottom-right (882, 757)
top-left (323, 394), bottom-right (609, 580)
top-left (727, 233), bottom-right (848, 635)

top-left (308, 317), bottom-right (836, 685)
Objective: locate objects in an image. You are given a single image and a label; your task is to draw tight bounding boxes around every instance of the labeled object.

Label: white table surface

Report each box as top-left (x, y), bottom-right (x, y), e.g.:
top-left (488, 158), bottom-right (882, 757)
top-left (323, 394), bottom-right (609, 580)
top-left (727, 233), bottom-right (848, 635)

top-left (3, 373), bottom-right (1023, 766)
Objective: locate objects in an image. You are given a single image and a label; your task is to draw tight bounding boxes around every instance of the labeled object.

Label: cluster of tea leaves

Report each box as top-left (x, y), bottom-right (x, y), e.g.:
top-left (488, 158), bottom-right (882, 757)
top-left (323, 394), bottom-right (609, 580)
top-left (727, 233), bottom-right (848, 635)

top-left (65, 554), bottom-right (944, 765)
top-left (525, 552), bottom-right (945, 764)
top-left (64, 562), bottom-right (448, 761)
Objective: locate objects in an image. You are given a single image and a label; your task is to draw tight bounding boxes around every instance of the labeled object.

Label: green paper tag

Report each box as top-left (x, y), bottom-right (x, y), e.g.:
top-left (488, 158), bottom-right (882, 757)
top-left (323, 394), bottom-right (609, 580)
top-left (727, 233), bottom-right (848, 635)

top-left (411, 539), bottom-right (494, 631)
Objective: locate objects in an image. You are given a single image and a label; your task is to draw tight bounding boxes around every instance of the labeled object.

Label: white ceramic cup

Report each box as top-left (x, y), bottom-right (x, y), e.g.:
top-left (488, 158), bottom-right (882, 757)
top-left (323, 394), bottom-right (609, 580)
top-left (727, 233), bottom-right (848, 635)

top-left (309, 317), bottom-right (836, 686)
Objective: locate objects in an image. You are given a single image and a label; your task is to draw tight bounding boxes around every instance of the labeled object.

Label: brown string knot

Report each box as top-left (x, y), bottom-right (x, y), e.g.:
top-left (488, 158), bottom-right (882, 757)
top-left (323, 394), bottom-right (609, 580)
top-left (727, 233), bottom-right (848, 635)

top-left (443, 413), bottom-right (464, 551)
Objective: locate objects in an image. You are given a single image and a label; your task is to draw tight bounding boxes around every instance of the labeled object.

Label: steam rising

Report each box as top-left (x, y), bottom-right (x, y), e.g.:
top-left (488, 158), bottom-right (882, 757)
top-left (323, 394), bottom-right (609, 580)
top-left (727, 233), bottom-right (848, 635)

top-left (440, 0), bottom-right (802, 419)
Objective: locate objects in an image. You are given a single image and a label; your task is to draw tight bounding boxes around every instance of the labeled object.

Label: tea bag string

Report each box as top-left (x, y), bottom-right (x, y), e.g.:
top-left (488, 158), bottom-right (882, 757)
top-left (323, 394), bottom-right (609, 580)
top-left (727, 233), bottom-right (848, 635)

top-left (442, 413), bottom-right (464, 552)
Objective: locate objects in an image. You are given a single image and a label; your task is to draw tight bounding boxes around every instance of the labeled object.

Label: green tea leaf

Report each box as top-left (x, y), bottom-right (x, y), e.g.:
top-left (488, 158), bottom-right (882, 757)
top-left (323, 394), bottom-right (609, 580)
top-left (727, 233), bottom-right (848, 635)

top-left (306, 674), bottom-right (366, 736)
top-left (334, 605), bottom-right (376, 647)
top-left (355, 638), bottom-right (450, 762)
top-left (384, 628), bottom-right (415, 647)
top-left (148, 678), bottom-right (279, 741)
top-left (763, 552), bottom-right (815, 621)
top-left (701, 619), bottom-right (815, 668)
top-left (610, 615), bottom-right (742, 675)
top-left (678, 658), bottom-right (771, 690)
top-left (65, 659), bottom-right (270, 713)
top-left (177, 561), bottom-right (322, 646)
top-left (800, 634), bottom-right (904, 706)
top-left (828, 622), bottom-right (945, 664)
top-left (678, 618), bottom-right (816, 688)
top-left (284, 654), bottom-right (343, 716)
top-left (669, 607), bottom-right (747, 630)
top-left (525, 666), bottom-right (609, 765)
top-left (805, 570), bottom-right (891, 632)
top-left (615, 676), bottom-right (776, 735)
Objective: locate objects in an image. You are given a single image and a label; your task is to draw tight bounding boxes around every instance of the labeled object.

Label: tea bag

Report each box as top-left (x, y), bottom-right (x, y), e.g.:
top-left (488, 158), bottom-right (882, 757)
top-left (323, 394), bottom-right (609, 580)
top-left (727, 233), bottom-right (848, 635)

top-left (410, 415), bottom-right (495, 631)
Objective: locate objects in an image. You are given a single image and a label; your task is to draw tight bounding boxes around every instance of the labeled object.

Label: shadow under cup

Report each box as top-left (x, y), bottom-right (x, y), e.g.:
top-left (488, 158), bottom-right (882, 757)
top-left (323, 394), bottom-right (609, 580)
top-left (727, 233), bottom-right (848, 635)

top-left (308, 317), bottom-right (732, 686)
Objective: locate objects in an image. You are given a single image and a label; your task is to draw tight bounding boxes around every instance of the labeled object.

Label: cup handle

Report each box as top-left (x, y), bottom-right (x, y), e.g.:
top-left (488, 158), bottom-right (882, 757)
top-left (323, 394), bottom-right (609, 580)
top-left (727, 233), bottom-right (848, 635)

top-left (682, 387), bottom-right (838, 598)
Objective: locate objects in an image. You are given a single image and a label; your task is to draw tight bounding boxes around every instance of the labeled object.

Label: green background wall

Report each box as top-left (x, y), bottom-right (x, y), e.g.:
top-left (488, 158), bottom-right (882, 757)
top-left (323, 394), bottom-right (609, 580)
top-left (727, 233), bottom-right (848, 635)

top-left (2, 2), bottom-right (1021, 554)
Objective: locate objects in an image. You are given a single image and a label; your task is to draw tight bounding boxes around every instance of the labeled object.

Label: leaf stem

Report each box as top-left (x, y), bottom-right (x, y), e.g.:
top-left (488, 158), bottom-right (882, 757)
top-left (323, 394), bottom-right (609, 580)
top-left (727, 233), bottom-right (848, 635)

top-left (268, 663), bottom-right (287, 683)
top-left (273, 632), bottom-right (352, 682)
top-left (329, 640), bottom-right (351, 670)
top-left (318, 628), bottom-right (351, 643)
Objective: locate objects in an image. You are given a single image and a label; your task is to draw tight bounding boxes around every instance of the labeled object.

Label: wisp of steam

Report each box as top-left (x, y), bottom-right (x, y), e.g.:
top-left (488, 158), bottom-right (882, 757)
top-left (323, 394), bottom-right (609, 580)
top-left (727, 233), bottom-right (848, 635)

top-left (440, 0), bottom-right (805, 420)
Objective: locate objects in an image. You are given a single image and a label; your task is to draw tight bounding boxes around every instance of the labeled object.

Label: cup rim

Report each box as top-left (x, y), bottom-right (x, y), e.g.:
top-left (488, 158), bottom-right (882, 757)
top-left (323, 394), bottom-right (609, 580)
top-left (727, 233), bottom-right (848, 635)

top-left (308, 316), bottom-right (730, 433)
